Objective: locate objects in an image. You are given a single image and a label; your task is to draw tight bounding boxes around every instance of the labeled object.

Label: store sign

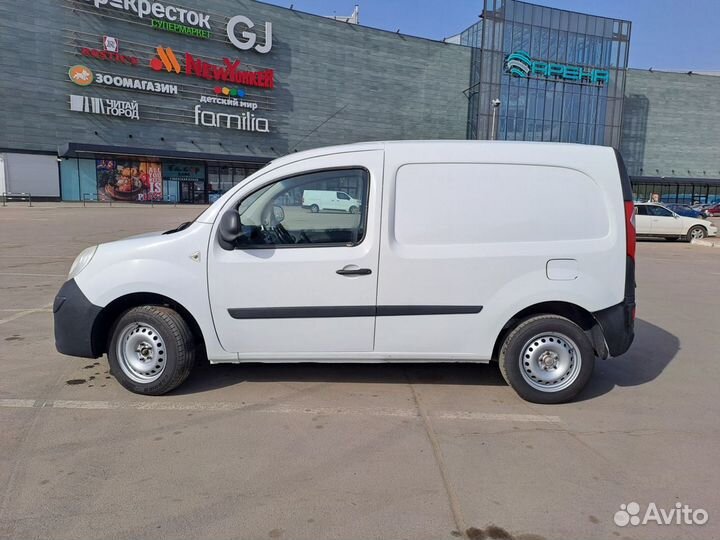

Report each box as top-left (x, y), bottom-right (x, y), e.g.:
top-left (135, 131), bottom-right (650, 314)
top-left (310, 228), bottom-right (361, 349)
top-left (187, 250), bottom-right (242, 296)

top-left (194, 104), bottom-right (269, 133)
top-left (162, 161), bottom-right (204, 182)
top-left (82, 1), bottom-right (272, 53)
top-left (69, 65), bottom-right (94, 86)
top-left (150, 47), bottom-right (274, 89)
top-left (103, 35), bottom-right (119, 52)
top-left (226, 15), bottom-right (272, 54)
top-left (200, 94), bottom-right (258, 111)
top-left (94, 72), bottom-right (178, 95)
top-left (81, 47), bottom-right (139, 65)
top-left (151, 19), bottom-right (210, 39)
top-left (84, 0), bottom-right (210, 30)
top-left (505, 50), bottom-right (610, 84)
top-left (70, 94), bottom-right (139, 119)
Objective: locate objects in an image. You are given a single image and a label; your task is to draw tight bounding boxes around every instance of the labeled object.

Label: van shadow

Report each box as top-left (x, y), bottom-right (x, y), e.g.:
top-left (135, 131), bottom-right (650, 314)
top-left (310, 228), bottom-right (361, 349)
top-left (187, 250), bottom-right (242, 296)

top-left (171, 360), bottom-right (507, 396)
top-left (171, 318), bottom-right (678, 401)
top-left (575, 318), bottom-right (679, 401)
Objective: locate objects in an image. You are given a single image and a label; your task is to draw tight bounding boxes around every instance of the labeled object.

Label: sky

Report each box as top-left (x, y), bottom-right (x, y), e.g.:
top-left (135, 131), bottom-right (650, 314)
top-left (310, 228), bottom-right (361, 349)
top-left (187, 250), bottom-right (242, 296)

top-left (259, 0), bottom-right (720, 71)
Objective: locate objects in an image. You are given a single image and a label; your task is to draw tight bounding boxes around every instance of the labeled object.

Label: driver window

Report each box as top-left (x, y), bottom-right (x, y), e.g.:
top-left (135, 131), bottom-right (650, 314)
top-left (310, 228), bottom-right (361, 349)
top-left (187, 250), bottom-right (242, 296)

top-left (235, 168), bottom-right (369, 248)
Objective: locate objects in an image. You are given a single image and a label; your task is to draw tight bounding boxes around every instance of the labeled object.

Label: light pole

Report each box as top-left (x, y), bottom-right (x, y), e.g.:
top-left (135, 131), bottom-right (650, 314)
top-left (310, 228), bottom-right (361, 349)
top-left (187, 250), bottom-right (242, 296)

top-left (490, 98), bottom-right (501, 140)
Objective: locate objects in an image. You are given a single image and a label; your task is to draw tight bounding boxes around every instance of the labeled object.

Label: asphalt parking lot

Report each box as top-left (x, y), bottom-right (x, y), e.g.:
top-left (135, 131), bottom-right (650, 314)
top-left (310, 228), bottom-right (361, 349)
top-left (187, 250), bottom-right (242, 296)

top-left (1, 203), bottom-right (719, 540)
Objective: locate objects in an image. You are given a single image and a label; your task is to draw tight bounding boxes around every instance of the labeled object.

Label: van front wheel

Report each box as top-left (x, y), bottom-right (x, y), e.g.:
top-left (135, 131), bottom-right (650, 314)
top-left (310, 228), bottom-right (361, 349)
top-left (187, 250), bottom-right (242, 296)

top-left (108, 306), bottom-right (196, 396)
top-left (499, 315), bottom-right (594, 404)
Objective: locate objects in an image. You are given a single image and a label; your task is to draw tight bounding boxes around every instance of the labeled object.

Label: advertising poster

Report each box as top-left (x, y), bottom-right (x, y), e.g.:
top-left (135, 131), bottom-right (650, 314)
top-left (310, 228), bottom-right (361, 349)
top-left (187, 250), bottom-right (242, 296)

top-left (97, 159), bottom-right (162, 201)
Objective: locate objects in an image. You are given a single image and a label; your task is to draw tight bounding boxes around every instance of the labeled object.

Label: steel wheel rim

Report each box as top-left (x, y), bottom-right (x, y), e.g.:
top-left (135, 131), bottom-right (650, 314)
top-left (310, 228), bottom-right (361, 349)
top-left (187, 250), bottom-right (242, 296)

top-left (116, 323), bottom-right (167, 383)
top-left (519, 332), bottom-right (582, 392)
top-left (691, 227), bottom-right (705, 239)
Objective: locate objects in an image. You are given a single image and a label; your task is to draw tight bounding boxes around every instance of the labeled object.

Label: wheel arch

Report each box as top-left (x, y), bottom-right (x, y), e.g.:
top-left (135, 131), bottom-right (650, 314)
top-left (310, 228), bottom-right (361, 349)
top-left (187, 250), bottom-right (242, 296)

top-left (91, 292), bottom-right (206, 357)
top-left (491, 301), bottom-right (606, 362)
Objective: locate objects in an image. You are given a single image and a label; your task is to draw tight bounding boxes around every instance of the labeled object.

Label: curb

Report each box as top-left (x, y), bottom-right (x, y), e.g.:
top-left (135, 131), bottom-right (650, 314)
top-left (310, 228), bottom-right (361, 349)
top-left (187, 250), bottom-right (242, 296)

top-left (691, 238), bottom-right (720, 248)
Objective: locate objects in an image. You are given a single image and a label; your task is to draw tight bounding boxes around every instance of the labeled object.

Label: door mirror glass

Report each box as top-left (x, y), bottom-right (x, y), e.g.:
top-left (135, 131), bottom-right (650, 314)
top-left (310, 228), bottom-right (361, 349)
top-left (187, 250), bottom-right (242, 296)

top-left (218, 210), bottom-right (242, 251)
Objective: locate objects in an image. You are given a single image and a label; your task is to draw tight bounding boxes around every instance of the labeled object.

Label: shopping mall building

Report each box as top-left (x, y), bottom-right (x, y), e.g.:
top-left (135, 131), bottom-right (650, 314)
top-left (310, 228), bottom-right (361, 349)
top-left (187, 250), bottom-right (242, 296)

top-left (1, 0), bottom-right (719, 204)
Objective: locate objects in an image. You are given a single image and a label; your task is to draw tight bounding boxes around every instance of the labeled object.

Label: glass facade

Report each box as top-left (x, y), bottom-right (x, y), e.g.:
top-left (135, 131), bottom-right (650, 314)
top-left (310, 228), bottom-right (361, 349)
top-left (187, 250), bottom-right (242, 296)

top-left (631, 179), bottom-right (720, 205)
top-left (461, 0), bottom-right (630, 147)
top-left (59, 156), bottom-right (263, 204)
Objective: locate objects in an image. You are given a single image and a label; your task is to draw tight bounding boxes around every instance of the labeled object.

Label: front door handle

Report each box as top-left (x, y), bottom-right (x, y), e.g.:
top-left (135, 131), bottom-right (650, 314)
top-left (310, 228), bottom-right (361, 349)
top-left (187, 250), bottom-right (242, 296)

top-left (336, 267), bottom-right (372, 276)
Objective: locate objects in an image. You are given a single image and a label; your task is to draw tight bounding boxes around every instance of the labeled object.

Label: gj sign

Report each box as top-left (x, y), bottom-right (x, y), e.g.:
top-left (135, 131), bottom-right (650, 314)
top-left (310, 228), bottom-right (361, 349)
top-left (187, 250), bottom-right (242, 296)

top-left (505, 50), bottom-right (610, 84)
top-left (227, 15), bottom-right (272, 54)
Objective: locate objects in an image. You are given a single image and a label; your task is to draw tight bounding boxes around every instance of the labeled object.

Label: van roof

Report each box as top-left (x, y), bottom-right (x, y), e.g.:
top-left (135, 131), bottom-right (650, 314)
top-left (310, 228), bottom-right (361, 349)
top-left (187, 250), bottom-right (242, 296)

top-left (265, 140), bottom-right (611, 169)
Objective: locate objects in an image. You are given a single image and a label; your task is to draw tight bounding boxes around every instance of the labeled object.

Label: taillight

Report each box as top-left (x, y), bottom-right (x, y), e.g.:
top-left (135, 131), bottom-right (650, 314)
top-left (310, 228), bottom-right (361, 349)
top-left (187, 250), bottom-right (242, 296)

top-left (624, 201), bottom-right (636, 260)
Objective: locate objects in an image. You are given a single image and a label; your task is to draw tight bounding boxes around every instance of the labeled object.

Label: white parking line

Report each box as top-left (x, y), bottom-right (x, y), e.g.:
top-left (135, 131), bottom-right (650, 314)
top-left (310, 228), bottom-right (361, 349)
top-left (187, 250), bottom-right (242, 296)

top-left (0, 273), bottom-right (66, 277)
top-left (0, 303), bottom-right (53, 325)
top-left (0, 398), bottom-right (562, 423)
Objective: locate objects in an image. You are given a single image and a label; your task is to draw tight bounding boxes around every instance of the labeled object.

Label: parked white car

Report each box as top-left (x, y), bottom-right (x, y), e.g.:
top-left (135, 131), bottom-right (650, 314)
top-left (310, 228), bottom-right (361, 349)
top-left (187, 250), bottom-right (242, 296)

top-left (302, 189), bottom-right (361, 213)
top-left (55, 141), bottom-right (636, 404)
top-left (634, 202), bottom-right (717, 241)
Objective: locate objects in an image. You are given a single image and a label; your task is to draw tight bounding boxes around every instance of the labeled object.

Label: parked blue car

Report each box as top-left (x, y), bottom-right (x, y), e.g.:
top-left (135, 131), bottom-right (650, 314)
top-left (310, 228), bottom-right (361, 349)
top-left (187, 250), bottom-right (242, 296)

top-left (666, 204), bottom-right (704, 219)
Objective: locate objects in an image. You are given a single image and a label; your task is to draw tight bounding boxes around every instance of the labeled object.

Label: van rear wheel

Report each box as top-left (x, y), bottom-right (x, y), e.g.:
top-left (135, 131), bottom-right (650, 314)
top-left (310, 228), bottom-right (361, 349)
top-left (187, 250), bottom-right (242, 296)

top-left (310, 204), bottom-right (319, 213)
top-left (499, 315), bottom-right (594, 404)
top-left (108, 306), bottom-right (196, 396)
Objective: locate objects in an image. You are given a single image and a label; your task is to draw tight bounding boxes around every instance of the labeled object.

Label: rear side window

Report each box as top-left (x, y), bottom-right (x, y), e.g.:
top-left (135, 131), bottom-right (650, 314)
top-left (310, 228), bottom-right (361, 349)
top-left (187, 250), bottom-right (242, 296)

top-left (393, 163), bottom-right (610, 245)
top-left (635, 205), bottom-right (648, 216)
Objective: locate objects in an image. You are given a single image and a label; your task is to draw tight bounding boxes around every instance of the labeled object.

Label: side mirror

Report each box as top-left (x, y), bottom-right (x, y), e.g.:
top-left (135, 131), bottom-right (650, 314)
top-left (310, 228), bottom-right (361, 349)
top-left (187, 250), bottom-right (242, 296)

top-left (272, 205), bottom-right (285, 223)
top-left (218, 210), bottom-right (242, 251)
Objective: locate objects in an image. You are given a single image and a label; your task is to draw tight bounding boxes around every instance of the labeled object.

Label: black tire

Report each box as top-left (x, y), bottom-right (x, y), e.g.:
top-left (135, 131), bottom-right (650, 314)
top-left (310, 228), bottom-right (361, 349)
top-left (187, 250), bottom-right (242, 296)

top-left (686, 225), bottom-right (706, 242)
top-left (348, 205), bottom-right (359, 214)
top-left (108, 305), bottom-right (196, 395)
top-left (310, 204), bottom-right (319, 213)
top-left (499, 315), bottom-right (595, 404)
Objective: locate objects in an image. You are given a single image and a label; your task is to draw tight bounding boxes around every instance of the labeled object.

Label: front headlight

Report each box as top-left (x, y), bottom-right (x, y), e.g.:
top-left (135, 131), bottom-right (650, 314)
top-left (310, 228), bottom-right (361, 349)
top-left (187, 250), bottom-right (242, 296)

top-left (68, 246), bottom-right (98, 279)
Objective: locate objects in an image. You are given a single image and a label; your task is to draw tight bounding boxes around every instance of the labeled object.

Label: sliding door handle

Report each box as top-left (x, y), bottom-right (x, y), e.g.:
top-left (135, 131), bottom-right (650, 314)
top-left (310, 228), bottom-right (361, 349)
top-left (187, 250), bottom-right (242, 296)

top-left (336, 267), bottom-right (372, 276)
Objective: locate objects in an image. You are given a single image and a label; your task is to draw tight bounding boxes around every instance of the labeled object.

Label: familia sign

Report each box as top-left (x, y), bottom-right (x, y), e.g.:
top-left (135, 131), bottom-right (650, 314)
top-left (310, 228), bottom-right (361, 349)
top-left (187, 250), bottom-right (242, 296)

top-left (505, 50), bottom-right (610, 84)
top-left (80, 0), bottom-right (273, 52)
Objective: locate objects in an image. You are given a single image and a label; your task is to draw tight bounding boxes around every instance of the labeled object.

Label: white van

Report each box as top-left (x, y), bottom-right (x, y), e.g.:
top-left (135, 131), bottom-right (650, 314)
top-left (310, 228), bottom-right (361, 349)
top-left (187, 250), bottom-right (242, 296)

top-left (54, 141), bottom-right (636, 404)
top-left (302, 189), bottom-right (362, 213)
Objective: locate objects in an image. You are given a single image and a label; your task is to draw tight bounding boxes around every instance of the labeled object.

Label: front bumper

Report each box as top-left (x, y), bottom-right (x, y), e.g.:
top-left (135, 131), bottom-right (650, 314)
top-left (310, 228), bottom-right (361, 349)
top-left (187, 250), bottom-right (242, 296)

top-left (54, 279), bottom-right (102, 359)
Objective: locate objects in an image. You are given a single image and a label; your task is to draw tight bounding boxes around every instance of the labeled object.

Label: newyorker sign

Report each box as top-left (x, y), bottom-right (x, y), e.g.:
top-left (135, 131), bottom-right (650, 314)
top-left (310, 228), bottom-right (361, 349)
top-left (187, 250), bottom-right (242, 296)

top-left (150, 47), bottom-right (274, 89)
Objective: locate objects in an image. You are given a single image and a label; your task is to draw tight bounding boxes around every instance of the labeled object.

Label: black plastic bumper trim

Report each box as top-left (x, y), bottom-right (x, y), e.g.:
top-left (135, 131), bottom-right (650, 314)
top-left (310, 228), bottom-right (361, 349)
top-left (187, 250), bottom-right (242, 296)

top-left (592, 300), bottom-right (635, 357)
top-left (54, 279), bottom-right (103, 359)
